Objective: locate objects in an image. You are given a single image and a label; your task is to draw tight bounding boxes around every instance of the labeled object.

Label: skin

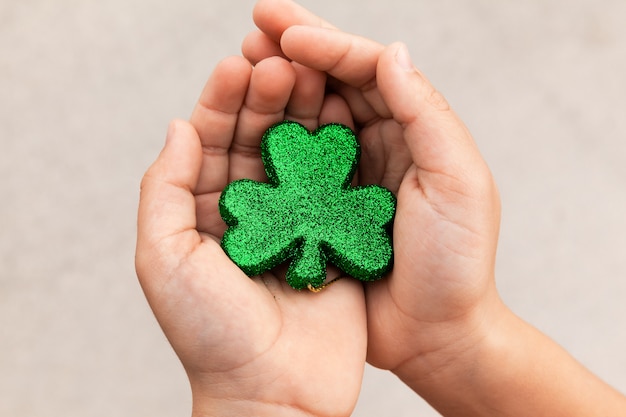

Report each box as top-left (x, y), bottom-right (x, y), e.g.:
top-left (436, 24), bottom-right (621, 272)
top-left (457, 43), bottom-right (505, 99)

top-left (136, 0), bottom-right (626, 415)
top-left (136, 56), bottom-right (367, 417)
top-left (246, 0), bottom-right (502, 384)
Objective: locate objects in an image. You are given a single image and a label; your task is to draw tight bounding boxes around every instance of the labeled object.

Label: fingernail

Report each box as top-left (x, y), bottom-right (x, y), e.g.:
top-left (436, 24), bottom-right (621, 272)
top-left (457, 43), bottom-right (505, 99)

top-left (395, 43), bottom-right (414, 72)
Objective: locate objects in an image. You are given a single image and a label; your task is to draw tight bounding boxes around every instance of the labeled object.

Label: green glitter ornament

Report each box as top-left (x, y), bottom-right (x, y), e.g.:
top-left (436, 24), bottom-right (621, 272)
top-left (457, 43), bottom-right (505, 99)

top-left (219, 121), bottom-right (396, 290)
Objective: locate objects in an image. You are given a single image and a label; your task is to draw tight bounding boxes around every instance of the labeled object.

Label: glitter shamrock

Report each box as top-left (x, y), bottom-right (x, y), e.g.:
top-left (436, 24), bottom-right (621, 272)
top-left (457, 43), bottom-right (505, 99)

top-left (218, 121), bottom-right (396, 290)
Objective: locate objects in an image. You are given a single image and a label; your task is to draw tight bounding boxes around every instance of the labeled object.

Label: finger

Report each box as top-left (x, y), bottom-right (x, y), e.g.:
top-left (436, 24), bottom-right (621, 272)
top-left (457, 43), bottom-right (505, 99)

top-left (136, 120), bottom-right (203, 278)
top-left (285, 62), bottom-right (326, 131)
top-left (364, 120), bottom-right (412, 194)
top-left (327, 80), bottom-right (378, 126)
top-left (242, 30), bottom-right (287, 65)
top-left (190, 56), bottom-right (252, 195)
top-left (254, 0), bottom-right (389, 122)
top-left (253, 0), bottom-right (336, 43)
top-left (230, 56), bottom-right (297, 183)
top-left (318, 93), bottom-right (354, 130)
top-left (280, 26), bottom-right (391, 121)
top-left (376, 43), bottom-right (488, 183)
top-left (280, 26), bottom-right (382, 88)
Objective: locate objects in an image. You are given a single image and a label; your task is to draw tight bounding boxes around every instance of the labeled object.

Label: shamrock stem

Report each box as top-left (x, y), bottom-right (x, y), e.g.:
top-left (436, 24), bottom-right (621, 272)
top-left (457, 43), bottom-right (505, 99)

top-left (286, 238), bottom-right (327, 290)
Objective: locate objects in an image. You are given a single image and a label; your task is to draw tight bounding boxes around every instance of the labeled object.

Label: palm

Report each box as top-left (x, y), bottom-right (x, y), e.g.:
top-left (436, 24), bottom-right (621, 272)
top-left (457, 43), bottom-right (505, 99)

top-left (332, 79), bottom-right (500, 371)
top-left (137, 55), bottom-right (367, 416)
top-left (358, 121), bottom-right (498, 368)
top-left (160, 240), bottom-right (366, 416)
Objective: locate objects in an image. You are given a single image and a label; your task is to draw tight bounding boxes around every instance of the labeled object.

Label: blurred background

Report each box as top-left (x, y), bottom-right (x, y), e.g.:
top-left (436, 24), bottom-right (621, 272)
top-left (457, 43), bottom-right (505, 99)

top-left (1, 0), bottom-right (625, 415)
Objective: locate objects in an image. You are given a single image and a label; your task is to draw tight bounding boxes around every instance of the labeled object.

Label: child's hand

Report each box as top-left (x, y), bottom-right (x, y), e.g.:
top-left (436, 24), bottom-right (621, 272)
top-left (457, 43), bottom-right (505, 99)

top-left (245, 2), bottom-right (626, 416)
top-left (246, 0), bottom-right (501, 379)
top-left (136, 55), bottom-right (367, 417)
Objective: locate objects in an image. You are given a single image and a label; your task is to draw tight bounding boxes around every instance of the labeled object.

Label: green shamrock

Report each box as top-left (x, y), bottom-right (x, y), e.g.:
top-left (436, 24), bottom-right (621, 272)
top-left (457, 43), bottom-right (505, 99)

top-left (219, 121), bottom-right (396, 290)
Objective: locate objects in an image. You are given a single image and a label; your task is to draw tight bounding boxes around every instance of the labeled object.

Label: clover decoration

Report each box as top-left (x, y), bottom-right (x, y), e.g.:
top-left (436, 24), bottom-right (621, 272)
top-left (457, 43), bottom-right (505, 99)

top-left (218, 121), bottom-right (396, 291)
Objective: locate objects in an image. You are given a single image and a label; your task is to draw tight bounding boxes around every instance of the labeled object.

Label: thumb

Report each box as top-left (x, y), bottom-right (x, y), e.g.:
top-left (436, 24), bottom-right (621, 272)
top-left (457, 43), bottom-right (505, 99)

top-left (376, 43), bottom-right (485, 179)
top-left (136, 119), bottom-right (203, 280)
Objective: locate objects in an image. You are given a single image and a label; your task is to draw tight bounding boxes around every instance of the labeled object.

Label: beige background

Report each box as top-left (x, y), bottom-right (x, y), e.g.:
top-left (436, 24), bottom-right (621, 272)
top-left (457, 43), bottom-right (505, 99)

top-left (2, 0), bottom-right (626, 415)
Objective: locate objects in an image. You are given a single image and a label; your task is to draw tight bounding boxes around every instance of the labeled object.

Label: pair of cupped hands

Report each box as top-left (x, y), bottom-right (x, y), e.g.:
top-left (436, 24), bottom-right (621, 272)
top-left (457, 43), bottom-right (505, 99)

top-left (136, 0), bottom-right (501, 415)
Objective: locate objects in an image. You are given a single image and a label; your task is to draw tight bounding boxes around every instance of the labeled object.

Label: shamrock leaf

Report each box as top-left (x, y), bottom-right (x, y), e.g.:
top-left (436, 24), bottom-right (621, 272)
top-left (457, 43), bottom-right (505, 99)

top-left (219, 121), bottom-right (396, 290)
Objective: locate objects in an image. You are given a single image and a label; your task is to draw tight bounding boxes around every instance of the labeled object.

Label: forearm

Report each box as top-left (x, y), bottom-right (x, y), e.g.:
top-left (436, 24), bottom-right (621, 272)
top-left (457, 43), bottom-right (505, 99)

top-left (396, 304), bottom-right (626, 417)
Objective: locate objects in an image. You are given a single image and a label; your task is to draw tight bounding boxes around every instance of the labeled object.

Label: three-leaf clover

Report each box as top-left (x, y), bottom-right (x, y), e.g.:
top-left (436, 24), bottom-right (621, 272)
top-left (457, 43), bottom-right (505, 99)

top-left (219, 121), bottom-right (396, 290)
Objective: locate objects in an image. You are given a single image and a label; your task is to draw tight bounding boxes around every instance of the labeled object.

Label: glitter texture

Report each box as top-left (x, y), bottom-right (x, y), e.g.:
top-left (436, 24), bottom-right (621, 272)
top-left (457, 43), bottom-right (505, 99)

top-left (219, 121), bottom-right (396, 290)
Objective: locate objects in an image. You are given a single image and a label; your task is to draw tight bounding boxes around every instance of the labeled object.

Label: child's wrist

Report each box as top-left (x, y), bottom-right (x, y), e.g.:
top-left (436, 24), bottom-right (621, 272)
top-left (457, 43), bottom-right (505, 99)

top-left (393, 297), bottom-right (520, 414)
top-left (393, 292), bottom-right (512, 394)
